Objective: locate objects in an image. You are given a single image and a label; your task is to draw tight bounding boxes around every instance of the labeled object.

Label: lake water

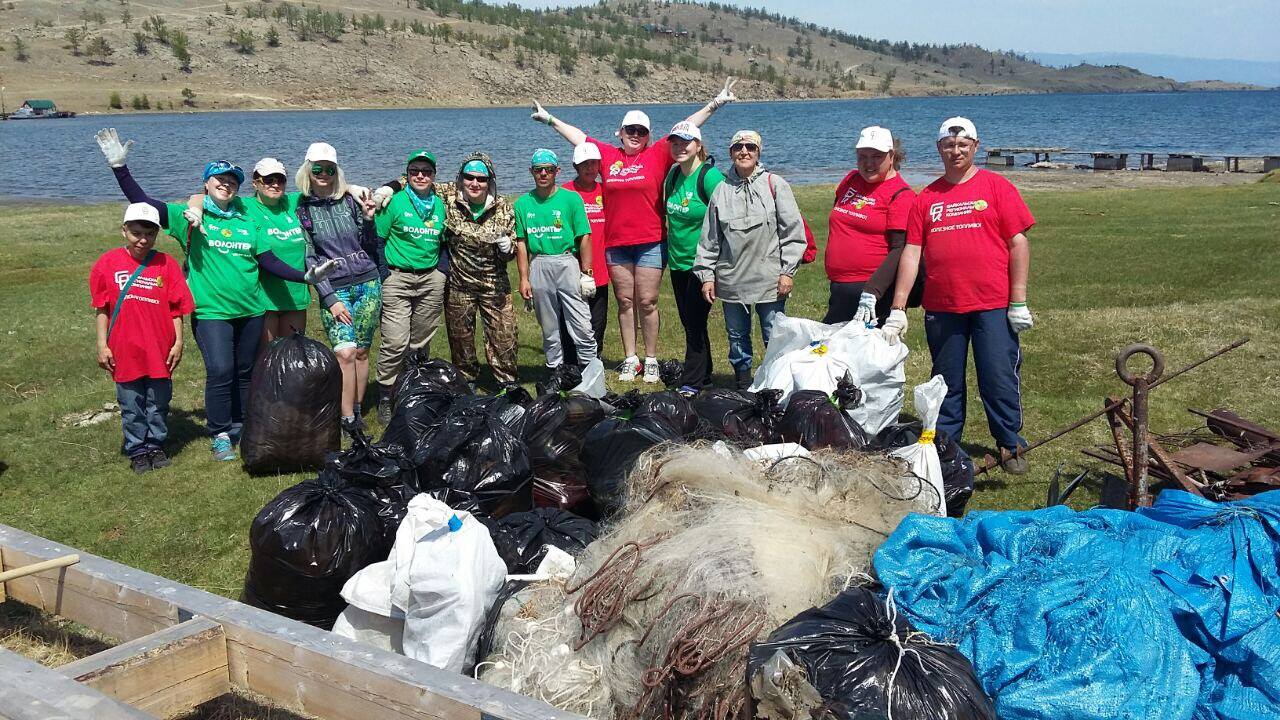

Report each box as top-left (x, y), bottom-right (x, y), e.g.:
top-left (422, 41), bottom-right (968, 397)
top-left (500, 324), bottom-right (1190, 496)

top-left (2, 90), bottom-right (1277, 202)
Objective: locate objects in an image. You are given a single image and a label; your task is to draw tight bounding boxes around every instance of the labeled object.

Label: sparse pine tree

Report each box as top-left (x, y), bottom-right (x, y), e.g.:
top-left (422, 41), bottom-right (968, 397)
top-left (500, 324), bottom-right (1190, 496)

top-left (85, 35), bottom-right (113, 63)
top-left (64, 26), bottom-right (85, 55)
top-left (121, 9), bottom-right (131, 26)
top-left (132, 31), bottom-right (147, 54)
top-left (14, 35), bottom-right (30, 61)
top-left (109, 91), bottom-right (123, 109)
top-left (266, 26), bottom-right (279, 47)
top-left (181, 87), bottom-right (196, 106)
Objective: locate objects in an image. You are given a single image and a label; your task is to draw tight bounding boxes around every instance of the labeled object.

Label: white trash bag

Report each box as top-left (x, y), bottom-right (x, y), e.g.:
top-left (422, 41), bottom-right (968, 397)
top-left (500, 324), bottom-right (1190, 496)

top-left (889, 375), bottom-right (948, 517)
top-left (571, 358), bottom-right (607, 399)
top-left (750, 314), bottom-right (908, 436)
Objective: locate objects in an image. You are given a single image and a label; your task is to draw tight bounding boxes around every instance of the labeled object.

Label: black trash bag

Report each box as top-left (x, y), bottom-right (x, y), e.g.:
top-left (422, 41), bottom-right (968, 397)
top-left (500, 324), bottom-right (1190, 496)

top-left (240, 332), bottom-right (342, 475)
top-left (473, 579), bottom-right (530, 671)
top-left (242, 472), bottom-right (389, 629)
top-left (581, 413), bottom-right (684, 518)
top-left (536, 364), bottom-right (583, 397)
top-left (392, 351), bottom-right (471, 404)
top-left (515, 392), bottom-right (605, 518)
top-left (414, 404), bottom-right (533, 519)
top-left (778, 378), bottom-right (872, 451)
top-left (693, 389), bottom-right (785, 445)
top-left (635, 391), bottom-right (700, 436)
top-left (480, 507), bottom-right (599, 574)
top-left (490, 384), bottom-right (534, 429)
top-left (657, 359), bottom-right (685, 389)
top-left (602, 389), bottom-right (645, 417)
top-left (380, 387), bottom-right (458, 451)
top-left (873, 423), bottom-right (974, 516)
top-left (747, 587), bottom-right (996, 720)
top-left (325, 430), bottom-right (419, 545)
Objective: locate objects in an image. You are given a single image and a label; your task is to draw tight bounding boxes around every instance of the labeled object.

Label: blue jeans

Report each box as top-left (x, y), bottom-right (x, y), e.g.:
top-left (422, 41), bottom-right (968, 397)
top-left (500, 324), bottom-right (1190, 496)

top-left (116, 378), bottom-right (172, 458)
top-left (723, 299), bottom-right (787, 373)
top-left (192, 314), bottom-right (264, 439)
top-left (605, 241), bottom-right (665, 269)
top-left (924, 308), bottom-right (1027, 452)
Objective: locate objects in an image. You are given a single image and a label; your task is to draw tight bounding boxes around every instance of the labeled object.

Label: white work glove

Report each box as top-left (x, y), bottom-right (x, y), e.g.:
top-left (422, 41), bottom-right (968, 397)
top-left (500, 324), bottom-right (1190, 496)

top-left (531, 100), bottom-right (553, 125)
top-left (494, 235), bottom-right (514, 254)
top-left (372, 185), bottom-right (395, 210)
top-left (1008, 302), bottom-right (1034, 334)
top-left (183, 206), bottom-right (203, 227)
top-left (304, 258), bottom-right (340, 285)
top-left (881, 309), bottom-right (909, 345)
top-left (852, 292), bottom-right (878, 327)
top-left (579, 273), bottom-right (596, 299)
top-left (709, 77), bottom-right (738, 109)
top-left (95, 128), bottom-right (133, 167)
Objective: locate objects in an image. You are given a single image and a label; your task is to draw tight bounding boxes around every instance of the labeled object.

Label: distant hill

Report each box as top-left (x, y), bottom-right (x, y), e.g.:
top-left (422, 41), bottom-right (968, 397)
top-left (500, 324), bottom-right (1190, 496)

top-left (0, 0), bottom-right (1261, 114)
top-left (1029, 52), bottom-right (1280, 88)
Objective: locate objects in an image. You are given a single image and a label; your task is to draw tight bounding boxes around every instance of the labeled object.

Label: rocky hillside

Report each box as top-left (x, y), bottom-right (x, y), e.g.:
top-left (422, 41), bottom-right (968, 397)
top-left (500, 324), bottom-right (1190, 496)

top-left (0, 0), bottom-right (1257, 114)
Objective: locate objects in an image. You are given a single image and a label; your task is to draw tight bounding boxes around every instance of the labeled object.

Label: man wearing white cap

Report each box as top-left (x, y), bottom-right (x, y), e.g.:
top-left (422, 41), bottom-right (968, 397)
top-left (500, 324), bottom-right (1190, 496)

top-left (89, 203), bottom-right (195, 474)
top-left (559, 142), bottom-right (611, 366)
top-left (885, 117), bottom-right (1036, 474)
top-left (530, 78), bottom-right (737, 383)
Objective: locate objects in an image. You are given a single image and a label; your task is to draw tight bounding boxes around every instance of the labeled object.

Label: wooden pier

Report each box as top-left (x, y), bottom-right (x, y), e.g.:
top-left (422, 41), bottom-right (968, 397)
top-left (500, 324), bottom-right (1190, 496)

top-left (985, 147), bottom-right (1279, 173)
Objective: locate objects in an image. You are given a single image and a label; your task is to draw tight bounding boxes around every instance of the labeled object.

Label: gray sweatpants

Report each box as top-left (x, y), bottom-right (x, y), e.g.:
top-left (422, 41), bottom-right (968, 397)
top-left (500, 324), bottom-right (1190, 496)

top-left (531, 254), bottom-right (596, 368)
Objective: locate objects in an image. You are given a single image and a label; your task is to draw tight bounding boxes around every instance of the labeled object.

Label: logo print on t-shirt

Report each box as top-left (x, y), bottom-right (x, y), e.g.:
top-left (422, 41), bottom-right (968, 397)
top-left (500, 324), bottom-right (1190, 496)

top-left (114, 271), bottom-right (161, 291)
top-left (610, 160), bottom-right (624, 174)
top-left (929, 202), bottom-right (944, 223)
top-left (595, 195), bottom-right (603, 206)
top-left (221, 228), bottom-right (233, 238)
top-left (974, 199), bottom-right (989, 211)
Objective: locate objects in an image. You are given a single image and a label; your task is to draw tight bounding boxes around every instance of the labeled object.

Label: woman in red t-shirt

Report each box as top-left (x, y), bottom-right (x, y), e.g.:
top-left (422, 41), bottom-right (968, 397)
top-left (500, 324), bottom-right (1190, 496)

top-left (530, 79), bottom-right (736, 383)
top-left (823, 126), bottom-right (916, 327)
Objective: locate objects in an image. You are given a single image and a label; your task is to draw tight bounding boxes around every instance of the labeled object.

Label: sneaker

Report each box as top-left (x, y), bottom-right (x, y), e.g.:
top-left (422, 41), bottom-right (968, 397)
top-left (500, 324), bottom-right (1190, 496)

top-left (211, 433), bottom-right (237, 462)
top-left (377, 390), bottom-right (394, 425)
top-left (676, 385), bottom-right (700, 399)
top-left (147, 448), bottom-right (172, 469)
top-left (617, 356), bottom-right (641, 382)
top-left (129, 454), bottom-right (152, 475)
top-left (1001, 451), bottom-right (1029, 475)
top-left (642, 357), bottom-right (660, 384)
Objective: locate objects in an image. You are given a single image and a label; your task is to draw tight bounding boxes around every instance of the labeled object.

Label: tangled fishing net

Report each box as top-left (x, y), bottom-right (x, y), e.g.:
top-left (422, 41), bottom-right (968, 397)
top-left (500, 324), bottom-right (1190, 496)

top-left (479, 442), bottom-right (938, 719)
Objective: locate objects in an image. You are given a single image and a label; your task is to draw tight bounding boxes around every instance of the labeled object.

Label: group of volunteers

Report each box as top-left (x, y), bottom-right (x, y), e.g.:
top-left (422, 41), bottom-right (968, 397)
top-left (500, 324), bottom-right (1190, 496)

top-left (89, 76), bottom-right (1037, 477)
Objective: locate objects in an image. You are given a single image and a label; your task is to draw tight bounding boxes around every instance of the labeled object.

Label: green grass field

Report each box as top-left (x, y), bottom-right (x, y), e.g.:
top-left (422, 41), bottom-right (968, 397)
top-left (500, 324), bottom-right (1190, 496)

top-left (1, 181), bottom-right (1278, 597)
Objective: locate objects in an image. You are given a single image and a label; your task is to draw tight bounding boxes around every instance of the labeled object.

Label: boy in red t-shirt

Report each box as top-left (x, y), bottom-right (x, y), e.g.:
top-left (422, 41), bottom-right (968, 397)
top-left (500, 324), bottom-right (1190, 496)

top-left (89, 203), bottom-right (196, 474)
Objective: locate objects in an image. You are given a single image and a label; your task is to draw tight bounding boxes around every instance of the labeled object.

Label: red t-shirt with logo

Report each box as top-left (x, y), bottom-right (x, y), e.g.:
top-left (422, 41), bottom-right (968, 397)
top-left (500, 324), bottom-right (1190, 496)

top-left (89, 248), bottom-right (195, 382)
top-left (587, 136), bottom-right (674, 248)
top-left (907, 169), bottom-right (1035, 313)
top-left (825, 171), bottom-right (915, 283)
top-left (562, 180), bottom-right (609, 287)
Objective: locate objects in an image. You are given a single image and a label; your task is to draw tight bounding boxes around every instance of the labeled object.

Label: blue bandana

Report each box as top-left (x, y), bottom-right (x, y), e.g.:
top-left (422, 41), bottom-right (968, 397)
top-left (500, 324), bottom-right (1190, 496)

top-left (406, 185), bottom-right (437, 220)
top-left (202, 195), bottom-right (242, 220)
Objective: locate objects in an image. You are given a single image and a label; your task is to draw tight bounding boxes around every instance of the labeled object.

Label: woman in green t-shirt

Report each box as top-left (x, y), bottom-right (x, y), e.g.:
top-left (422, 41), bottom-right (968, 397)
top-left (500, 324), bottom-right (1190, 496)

top-left (663, 121), bottom-right (725, 396)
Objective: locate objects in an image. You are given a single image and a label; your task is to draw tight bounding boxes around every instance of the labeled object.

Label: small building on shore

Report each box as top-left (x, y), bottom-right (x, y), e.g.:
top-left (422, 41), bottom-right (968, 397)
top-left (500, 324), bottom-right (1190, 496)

top-left (9, 99), bottom-right (72, 119)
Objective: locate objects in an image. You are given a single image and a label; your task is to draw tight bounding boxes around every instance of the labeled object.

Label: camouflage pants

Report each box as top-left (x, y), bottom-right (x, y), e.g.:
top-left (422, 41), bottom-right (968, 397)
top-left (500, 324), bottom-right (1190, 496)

top-left (445, 287), bottom-right (518, 384)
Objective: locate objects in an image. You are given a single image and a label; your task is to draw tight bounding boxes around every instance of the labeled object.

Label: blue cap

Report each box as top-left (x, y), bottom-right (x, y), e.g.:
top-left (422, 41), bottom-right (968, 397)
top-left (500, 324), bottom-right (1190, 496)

top-left (447, 514), bottom-right (463, 532)
top-left (530, 148), bottom-right (559, 168)
top-left (462, 159), bottom-right (490, 177)
top-left (203, 160), bottom-right (245, 185)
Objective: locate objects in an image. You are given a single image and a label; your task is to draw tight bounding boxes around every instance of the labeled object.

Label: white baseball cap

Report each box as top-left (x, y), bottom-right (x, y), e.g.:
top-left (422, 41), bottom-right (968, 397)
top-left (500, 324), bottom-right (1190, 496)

top-left (937, 117), bottom-right (979, 142)
top-left (304, 142), bottom-right (338, 164)
top-left (572, 143), bottom-right (602, 165)
top-left (253, 157), bottom-right (287, 177)
top-left (668, 121), bottom-right (701, 141)
top-left (619, 110), bottom-right (651, 131)
top-left (122, 202), bottom-right (160, 227)
top-left (855, 126), bottom-right (894, 152)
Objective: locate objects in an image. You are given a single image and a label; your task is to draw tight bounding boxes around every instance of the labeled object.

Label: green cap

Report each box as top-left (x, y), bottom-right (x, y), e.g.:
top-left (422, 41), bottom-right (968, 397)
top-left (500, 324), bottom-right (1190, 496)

top-left (530, 148), bottom-right (559, 168)
top-left (462, 159), bottom-right (490, 177)
top-left (406, 148), bottom-right (436, 168)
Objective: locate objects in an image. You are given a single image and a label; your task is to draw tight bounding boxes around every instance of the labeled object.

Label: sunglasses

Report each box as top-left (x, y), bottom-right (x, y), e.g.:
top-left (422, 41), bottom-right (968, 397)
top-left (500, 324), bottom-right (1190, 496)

top-left (461, 173), bottom-right (489, 182)
top-left (310, 164), bottom-right (337, 177)
top-left (730, 143), bottom-right (759, 153)
top-left (623, 125), bottom-right (650, 136)
top-left (531, 167), bottom-right (558, 175)
top-left (256, 174), bottom-right (286, 186)
top-left (407, 167), bottom-right (436, 177)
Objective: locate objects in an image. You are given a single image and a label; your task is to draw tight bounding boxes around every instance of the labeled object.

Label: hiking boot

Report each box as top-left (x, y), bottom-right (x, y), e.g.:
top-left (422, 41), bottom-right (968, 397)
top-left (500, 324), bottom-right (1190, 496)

top-left (377, 390), bottom-right (394, 425)
top-left (211, 433), bottom-right (237, 462)
top-left (129, 454), bottom-right (152, 475)
top-left (147, 448), bottom-right (172, 469)
top-left (642, 357), bottom-right (660, 384)
top-left (1001, 451), bottom-right (1029, 475)
top-left (734, 369), bottom-right (753, 391)
top-left (617, 356), bottom-right (641, 382)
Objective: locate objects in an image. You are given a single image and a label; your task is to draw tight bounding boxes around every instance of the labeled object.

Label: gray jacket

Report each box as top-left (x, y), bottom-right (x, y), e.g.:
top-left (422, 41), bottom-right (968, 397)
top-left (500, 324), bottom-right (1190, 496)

top-left (694, 165), bottom-right (805, 304)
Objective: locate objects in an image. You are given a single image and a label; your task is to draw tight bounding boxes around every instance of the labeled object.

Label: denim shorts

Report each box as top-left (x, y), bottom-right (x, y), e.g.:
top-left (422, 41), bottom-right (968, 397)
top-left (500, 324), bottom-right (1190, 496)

top-left (605, 241), bottom-right (665, 269)
top-left (321, 278), bottom-right (382, 351)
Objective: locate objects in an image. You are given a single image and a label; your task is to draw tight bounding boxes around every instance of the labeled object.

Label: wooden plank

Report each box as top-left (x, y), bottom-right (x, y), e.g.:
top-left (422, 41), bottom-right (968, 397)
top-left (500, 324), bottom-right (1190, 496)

top-left (0, 548), bottom-right (5, 603)
top-left (0, 648), bottom-right (157, 720)
top-left (0, 524), bottom-right (587, 720)
top-left (0, 545), bottom-right (179, 642)
top-left (57, 618), bottom-right (229, 718)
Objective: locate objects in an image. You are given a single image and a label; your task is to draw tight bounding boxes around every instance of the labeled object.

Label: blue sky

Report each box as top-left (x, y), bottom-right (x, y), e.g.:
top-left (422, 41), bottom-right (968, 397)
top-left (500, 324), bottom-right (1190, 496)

top-left (514, 1), bottom-right (1280, 62)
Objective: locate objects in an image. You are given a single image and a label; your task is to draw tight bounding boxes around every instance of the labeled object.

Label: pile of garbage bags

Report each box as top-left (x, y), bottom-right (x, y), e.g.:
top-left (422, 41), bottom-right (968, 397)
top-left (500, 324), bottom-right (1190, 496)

top-left (241, 332), bottom-right (343, 475)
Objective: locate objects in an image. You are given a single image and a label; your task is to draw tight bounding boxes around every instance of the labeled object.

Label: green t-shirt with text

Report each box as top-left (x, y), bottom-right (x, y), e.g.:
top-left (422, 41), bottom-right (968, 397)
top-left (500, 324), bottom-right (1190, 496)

top-left (514, 189), bottom-right (590, 257)
top-left (245, 192), bottom-right (310, 312)
top-left (664, 164), bottom-right (725, 271)
top-left (165, 200), bottom-right (268, 320)
top-left (376, 189), bottom-right (445, 270)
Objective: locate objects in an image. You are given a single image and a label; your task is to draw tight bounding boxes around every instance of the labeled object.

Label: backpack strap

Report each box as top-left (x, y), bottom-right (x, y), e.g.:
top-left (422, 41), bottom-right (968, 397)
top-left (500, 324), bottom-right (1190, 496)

top-left (107, 250), bottom-right (157, 342)
top-left (663, 165), bottom-right (681, 204)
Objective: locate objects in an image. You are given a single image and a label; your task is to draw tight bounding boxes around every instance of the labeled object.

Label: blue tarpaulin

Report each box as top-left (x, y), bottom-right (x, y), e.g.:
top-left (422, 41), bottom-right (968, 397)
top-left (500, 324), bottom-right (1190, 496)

top-left (873, 490), bottom-right (1280, 720)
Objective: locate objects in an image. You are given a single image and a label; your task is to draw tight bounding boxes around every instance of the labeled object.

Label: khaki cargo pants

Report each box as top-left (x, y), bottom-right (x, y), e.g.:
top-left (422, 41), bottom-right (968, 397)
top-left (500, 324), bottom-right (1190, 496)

top-left (445, 287), bottom-right (518, 384)
top-left (376, 268), bottom-right (446, 388)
